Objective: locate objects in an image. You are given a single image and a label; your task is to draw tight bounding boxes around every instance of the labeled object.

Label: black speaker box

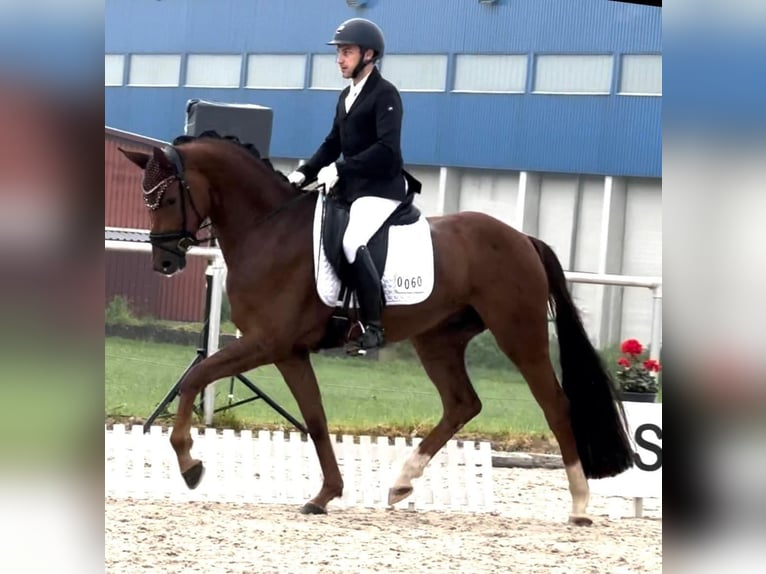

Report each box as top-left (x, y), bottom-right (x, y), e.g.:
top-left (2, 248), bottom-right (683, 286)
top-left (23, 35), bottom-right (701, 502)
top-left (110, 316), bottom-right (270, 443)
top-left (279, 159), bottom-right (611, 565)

top-left (185, 99), bottom-right (273, 158)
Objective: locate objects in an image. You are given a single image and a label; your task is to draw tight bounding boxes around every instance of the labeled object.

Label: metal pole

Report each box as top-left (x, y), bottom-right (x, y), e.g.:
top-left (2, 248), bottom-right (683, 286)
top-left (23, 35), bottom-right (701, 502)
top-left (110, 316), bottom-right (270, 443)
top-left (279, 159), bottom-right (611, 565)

top-left (105, 239), bottom-right (221, 258)
top-left (564, 271), bottom-right (662, 289)
top-left (649, 284), bottom-right (662, 362)
top-left (203, 255), bottom-right (226, 425)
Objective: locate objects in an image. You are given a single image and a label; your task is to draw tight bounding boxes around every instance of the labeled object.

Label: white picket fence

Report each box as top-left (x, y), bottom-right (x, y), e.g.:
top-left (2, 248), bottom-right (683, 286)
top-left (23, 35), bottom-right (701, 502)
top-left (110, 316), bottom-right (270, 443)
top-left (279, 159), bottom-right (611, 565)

top-left (105, 425), bottom-right (494, 512)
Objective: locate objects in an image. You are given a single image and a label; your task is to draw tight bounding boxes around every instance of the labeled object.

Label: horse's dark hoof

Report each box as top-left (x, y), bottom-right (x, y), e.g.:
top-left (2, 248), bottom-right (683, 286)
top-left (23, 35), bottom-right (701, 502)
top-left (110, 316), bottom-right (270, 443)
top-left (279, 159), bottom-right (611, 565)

top-left (568, 514), bottom-right (594, 526)
top-left (181, 461), bottom-right (205, 490)
top-left (388, 486), bottom-right (414, 505)
top-left (300, 502), bottom-right (327, 515)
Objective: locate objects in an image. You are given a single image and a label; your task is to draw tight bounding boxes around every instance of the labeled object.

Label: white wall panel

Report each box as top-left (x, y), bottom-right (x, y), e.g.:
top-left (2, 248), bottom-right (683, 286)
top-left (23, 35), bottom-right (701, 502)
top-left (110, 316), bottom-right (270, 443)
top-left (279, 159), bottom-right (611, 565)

top-left (129, 54), bottom-right (181, 87)
top-left (620, 178), bottom-right (662, 342)
top-left (186, 54), bottom-right (241, 88)
top-left (622, 178), bottom-right (662, 275)
top-left (247, 54), bottom-right (306, 89)
top-left (619, 54), bottom-right (662, 95)
top-left (571, 176), bottom-right (606, 343)
top-left (534, 55), bottom-right (612, 94)
top-left (457, 170), bottom-right (519, 227)
top-left (453, 54), bottom-right (527, 93)
top-left (536, 174), bottom-right (579, 269)
top-left (572, 177), bottom-right (604, 273)
top-left (382, 55), bottom-right (447, 91)
top-left (105, 54), bottom-right (124, 86)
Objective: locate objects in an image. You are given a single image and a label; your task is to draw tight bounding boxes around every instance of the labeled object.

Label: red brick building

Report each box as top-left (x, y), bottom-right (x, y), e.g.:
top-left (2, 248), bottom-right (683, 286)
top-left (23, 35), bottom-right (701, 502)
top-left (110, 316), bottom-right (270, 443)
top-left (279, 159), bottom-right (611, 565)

top-left (105, 127), bottom-right (207, 322)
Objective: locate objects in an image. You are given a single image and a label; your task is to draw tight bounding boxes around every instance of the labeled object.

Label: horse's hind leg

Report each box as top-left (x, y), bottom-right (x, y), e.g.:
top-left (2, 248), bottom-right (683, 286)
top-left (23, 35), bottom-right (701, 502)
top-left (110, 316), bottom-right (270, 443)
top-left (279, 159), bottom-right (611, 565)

top-left (389, 319), bottom-right (483, 505)
top-left (275, 353), bottom-right (343, 514)
top-left (480, 307), bottom-right (592, 525)
top-left (517, 359), bottom-right (592, 525)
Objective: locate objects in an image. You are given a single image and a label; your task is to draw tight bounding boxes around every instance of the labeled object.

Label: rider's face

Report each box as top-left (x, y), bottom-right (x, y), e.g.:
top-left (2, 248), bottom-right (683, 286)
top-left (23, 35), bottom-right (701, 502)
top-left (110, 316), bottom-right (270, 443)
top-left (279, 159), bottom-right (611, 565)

top-left (336, 45), bottom-right (371, 79)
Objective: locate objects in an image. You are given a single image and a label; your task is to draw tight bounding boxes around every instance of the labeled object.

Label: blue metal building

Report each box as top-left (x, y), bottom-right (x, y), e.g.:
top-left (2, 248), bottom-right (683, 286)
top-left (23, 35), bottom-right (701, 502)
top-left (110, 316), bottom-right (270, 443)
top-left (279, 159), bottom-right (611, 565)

top-left (105, 0), bottom-right (661, 177)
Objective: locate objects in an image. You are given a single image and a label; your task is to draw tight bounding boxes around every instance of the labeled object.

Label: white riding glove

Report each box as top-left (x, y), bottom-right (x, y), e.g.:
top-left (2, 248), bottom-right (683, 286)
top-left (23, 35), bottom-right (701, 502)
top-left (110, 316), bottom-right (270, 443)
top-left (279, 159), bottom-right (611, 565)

top-left (287, 170), bottom-right (306, 186)
top-left (316, 162), bottom-right (339, 193)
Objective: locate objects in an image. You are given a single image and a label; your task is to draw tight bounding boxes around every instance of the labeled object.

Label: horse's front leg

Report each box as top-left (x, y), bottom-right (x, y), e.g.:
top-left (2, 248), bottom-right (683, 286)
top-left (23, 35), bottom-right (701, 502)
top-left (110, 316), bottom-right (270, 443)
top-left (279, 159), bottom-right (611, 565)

top-left (275, 353), bottom-right (343, 514)
top-left (169, 336), bottom-right (274, 488)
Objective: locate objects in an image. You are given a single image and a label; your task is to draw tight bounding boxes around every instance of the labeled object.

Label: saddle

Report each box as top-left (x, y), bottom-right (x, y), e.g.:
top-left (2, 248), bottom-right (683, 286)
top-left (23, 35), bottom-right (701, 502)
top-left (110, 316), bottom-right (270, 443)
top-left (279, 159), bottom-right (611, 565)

top-left (316, 172), bottom-right (422, 350)
top-left (322, 193), bottom-right (420, 286)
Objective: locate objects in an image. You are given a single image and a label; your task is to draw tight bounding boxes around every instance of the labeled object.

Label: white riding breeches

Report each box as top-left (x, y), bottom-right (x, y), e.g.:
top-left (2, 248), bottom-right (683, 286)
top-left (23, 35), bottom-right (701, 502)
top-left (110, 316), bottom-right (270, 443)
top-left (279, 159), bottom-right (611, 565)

top-left (343, 195), bottom-right (402, 263)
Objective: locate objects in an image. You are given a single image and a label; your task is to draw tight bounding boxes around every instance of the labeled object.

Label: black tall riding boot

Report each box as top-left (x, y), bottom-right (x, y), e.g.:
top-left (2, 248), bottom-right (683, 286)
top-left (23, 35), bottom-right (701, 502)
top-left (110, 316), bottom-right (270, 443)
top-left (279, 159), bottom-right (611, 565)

top-left (349, 245), bottom-right (385, 352)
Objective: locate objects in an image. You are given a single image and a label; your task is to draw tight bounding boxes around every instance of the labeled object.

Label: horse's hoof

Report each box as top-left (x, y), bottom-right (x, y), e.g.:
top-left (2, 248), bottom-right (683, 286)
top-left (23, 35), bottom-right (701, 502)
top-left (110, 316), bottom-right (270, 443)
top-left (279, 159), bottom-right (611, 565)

top-left (568, 514), bottom-right (593, 526)
top-left (388, 486), bottom-right (413, 506)
top-left (300, 502), bottom-right (327, 515)
top-left (181, 461), bottom-right (205, 490)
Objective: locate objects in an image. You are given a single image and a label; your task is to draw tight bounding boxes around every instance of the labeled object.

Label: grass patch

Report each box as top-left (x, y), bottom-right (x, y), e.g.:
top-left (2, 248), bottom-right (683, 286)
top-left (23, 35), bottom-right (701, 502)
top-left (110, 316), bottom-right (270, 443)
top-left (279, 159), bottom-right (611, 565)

top-left (105, 336), bottom-right (554, 450)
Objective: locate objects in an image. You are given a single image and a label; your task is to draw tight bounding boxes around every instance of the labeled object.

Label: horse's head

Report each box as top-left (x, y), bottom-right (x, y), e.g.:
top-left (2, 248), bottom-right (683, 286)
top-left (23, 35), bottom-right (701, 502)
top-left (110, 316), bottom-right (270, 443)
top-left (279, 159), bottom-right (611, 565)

top-left (119, 145), bottom-right (211, 275)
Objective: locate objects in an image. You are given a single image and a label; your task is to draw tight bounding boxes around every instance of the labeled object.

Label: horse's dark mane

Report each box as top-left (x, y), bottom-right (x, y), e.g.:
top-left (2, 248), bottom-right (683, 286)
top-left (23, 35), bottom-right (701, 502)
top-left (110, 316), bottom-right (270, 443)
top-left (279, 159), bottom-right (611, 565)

top-left (172, 130), bottom-right (289, 184)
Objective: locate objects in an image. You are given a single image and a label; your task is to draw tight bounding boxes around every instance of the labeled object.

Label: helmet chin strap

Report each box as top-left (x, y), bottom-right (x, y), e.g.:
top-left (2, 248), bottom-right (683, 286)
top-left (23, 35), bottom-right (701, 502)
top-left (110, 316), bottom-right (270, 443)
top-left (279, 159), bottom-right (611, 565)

top-left (351, 49), bottom-right (372, 80)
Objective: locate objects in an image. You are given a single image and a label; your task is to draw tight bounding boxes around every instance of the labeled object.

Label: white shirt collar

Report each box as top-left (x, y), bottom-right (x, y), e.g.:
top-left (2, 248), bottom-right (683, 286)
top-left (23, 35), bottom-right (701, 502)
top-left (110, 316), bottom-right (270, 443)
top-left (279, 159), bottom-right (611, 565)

top-left (350, 68), bottom-right (372, 96)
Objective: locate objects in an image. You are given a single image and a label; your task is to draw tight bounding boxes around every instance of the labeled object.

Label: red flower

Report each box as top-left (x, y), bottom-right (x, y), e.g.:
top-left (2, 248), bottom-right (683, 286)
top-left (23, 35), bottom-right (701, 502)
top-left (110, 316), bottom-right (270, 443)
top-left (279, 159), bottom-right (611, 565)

top-left (617, 358), bottom-right (630, 367)
top-left (643, 359), bottom-right (661, 372)
top-left (620, 339), bottom-right (643, 355)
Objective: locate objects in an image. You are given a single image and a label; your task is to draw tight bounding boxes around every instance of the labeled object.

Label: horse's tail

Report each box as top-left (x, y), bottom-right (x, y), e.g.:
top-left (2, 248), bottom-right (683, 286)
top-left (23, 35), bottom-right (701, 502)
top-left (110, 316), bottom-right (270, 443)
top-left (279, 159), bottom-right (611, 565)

top-left (529, 236), bottom-right (634, 479)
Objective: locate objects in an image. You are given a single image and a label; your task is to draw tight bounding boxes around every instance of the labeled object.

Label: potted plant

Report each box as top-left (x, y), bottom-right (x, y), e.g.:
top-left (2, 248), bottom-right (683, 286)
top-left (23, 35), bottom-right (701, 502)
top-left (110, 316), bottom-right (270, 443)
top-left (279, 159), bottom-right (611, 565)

top-left (615, 338), bottom-right (661, 403)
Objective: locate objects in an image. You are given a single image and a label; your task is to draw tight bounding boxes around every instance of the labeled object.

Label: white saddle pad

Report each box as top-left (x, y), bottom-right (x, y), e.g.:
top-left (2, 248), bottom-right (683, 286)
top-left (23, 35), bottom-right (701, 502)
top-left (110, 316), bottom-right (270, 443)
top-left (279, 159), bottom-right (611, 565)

top-left (312, 195), bottom-right (435, 308)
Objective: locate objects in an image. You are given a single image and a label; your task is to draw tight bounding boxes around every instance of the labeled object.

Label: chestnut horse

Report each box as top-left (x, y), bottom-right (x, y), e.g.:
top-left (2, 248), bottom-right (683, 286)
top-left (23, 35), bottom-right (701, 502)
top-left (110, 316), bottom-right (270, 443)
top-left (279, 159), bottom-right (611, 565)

top-left (120, 133), bottom-right (633, 524)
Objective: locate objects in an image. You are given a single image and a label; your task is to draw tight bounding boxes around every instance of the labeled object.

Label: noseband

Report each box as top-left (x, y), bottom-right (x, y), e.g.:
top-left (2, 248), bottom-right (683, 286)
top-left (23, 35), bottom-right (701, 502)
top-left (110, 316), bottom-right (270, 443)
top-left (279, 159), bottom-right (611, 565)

top-left (144, 146), bottom-right (206, 257)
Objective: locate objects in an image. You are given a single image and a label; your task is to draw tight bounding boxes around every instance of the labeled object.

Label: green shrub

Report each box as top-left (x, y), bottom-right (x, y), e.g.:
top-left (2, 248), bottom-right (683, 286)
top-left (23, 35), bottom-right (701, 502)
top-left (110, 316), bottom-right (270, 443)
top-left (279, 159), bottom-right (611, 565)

top-left (105, 296), bottom-right (139, 325)
top-left (212, 409), bottom-right (244, 431)
top-left (466, 331), bottom-right (514, 371)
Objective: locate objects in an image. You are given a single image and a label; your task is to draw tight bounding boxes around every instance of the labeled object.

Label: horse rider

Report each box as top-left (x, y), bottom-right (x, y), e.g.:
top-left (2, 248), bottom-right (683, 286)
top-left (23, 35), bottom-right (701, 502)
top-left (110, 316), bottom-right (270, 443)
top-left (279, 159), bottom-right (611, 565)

top-left (287, 18), bottom-right (413, 352)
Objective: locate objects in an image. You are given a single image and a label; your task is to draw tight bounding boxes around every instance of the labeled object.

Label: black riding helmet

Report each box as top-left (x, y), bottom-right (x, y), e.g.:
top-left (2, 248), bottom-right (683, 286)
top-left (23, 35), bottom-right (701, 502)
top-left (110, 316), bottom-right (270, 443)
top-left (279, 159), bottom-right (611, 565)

top-left (327, 18), bottom-right (385, 78)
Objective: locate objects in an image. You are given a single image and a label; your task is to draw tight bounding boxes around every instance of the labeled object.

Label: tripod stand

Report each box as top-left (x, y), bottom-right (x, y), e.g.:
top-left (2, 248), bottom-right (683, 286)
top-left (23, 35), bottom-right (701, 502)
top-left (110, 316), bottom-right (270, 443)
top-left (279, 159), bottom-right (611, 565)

top-left (142, 262), bottom-right (307, 435)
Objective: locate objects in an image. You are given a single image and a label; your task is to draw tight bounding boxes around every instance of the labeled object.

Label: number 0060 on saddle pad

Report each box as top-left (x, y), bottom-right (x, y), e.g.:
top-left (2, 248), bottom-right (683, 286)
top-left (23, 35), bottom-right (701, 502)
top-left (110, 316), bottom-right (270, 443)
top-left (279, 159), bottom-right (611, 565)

top-left (312, 197), bottom-right (435, 308)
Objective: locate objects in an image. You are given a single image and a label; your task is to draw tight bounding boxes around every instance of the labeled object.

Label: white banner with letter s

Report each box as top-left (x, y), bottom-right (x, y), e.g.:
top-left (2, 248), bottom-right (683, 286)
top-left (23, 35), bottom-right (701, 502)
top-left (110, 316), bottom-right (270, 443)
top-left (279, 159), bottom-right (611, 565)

top-left (590, 401), bottom-right (662, 501)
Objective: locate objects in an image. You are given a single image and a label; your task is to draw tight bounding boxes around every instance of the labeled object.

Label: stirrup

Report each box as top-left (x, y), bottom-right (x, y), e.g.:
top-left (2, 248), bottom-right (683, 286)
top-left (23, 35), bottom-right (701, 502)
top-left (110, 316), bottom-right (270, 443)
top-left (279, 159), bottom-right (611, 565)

top-left (346, 322), bottom-right (385, 355)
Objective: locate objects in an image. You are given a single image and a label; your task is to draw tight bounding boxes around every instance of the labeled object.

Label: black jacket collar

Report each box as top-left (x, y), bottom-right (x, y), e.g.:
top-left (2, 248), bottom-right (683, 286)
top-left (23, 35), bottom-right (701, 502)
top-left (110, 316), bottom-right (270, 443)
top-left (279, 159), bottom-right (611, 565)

top-left (343, 66), bottom-right (381, 118)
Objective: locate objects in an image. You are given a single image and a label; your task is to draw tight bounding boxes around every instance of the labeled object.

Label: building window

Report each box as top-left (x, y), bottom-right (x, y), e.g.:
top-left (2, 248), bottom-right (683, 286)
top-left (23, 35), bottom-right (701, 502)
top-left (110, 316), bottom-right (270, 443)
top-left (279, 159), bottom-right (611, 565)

top-left (619, 54), bottom-right (662, 96)
top-left (382, 55), bottom-right (447, 91)
top-left (310, 54), bottom-right (348, 90)
top-left (533, 54), bottom-right (613, 94)
top-left (185, 54), bottom-right (242, 88)
top-left (246, 54), bottom-right (306, 89)
top-left (105, 54), bottom-right (124, 86)
top-left (128, 54), bottom-right (182, 87)
top-left (453, 54), bottom-right (527, 93)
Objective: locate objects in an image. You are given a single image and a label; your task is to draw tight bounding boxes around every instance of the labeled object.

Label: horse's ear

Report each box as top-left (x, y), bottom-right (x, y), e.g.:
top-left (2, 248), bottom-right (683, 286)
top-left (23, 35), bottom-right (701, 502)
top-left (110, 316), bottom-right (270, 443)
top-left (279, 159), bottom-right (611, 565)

top-left (119, 147), bottom-right (150, 170)
top-left (152, 146), bottom-right (174, 170)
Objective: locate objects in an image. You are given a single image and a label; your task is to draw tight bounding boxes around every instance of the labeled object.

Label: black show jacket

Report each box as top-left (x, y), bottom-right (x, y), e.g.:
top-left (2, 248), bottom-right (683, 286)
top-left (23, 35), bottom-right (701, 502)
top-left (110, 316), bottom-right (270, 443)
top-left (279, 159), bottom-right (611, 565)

top-left (297, 67), bottom-right (420, 203)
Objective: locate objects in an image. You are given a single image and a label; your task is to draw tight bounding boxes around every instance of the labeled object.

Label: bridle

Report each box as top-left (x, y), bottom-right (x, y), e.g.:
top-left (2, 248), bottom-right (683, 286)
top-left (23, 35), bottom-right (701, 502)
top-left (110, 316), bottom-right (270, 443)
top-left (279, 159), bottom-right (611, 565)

top-left (144, 144), bottom-right (318, 259)
top-left (143, 146), bottom-right (211, 257)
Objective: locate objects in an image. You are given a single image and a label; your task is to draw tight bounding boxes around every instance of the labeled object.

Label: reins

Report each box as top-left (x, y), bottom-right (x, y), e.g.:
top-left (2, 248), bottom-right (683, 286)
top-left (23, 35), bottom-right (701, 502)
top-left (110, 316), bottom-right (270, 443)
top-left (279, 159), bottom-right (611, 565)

top-left (248, 182), bottom-right (320, 231)
top-left (186, 177), bottom-right (320, 248)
